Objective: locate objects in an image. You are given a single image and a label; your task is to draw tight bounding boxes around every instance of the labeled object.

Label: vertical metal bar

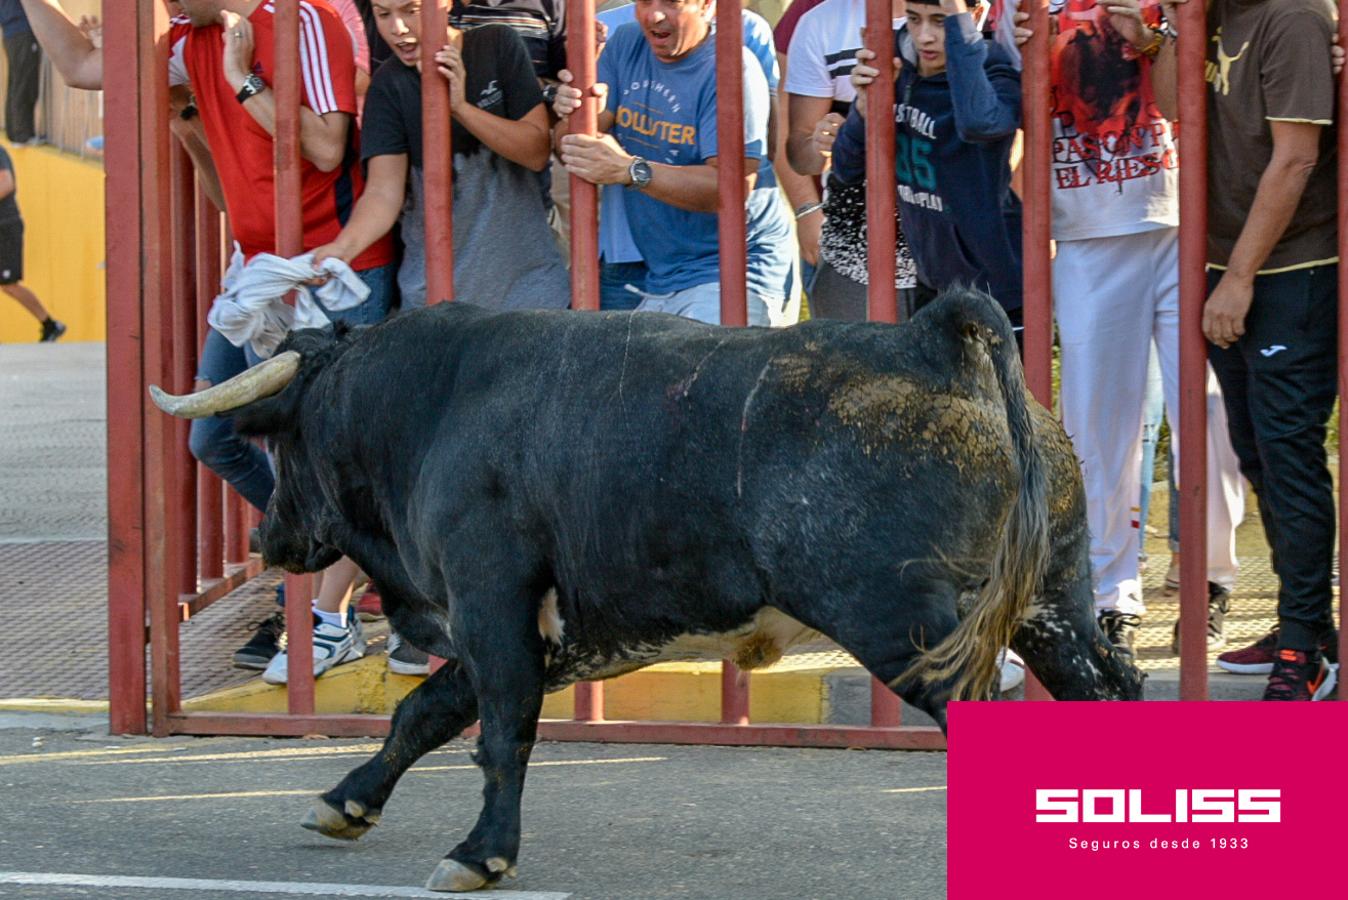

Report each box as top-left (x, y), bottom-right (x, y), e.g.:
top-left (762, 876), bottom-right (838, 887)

top-left (870, 676), bottom-right (901, 727)
top-left (566, 0), bottom-right (599, 311)
top-left (274, 0), bottom-right (315, 717)
top-left (716, 2), bottom-right (748, 327)
top-left (1338, 4), bottom-right (1348, 701)
top-left (574, 682), bottom-right (604, 722)
top-left (226, 490), bottom-right (247, 562)
top-left (170, 142), bottom-right (198, 594)
top-left (105, 0), bottom-right (148, 736)
top-left (140, 0), bottom-right (178, 737)
top-left (1020, 0), bottom-right (1054, 703)
top-left (714, 3), bottom-right (752, 719)
top-left (720, 663), bottom-right (750, 726)
top-left (196, 195), bottom-right (224, 581)
top-left (422, 0), bottom-right (455, 303)
top-left (1177, 0), bottom-right (1209, 700)
top-left (863, 0), bottom-right (897, 324)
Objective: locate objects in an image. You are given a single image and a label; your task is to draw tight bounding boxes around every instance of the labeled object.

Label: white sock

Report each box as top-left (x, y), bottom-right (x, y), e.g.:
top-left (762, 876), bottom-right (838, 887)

top-left (312, 604), bottom-right (344, 629)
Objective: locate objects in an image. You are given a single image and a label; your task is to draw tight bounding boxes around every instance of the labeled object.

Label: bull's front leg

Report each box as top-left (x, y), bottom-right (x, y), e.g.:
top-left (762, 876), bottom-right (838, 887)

top-left (304, 660), bottom-right (479, 840)
top-left (425, 602), bottom-right (547, 893)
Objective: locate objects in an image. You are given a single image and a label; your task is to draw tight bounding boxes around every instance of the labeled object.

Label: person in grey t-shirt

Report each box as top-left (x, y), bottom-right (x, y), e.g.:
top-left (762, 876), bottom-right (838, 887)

top-left (312, 0), bottom-right (567, 310)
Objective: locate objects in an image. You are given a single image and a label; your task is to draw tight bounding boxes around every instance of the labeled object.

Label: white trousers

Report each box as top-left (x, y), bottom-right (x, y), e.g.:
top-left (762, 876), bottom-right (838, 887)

top-left (1055, 227), bottom-right (1245, 615)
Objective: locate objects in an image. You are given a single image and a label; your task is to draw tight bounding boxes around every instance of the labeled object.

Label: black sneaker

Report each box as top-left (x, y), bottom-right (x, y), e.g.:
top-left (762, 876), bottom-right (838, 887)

top-left (232, 611), bottom-right (285, 670)
top-left (1263, 648), bottom-right (1335, 701)
top-left (39, 318), bottom-right (66, 342)
top-left (1171, 582), bottom-right (1230, 653)
top-left (387, 631), bottom-right (430, 676)
top-left (1097, 610), bottom-right (1141, 660)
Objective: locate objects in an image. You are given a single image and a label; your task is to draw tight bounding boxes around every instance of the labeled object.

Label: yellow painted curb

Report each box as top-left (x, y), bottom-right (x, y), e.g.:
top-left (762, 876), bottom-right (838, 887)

top-left (0, 698), bottom-right (111, 714)
top-left (183, 656), bottom-right (847, 724)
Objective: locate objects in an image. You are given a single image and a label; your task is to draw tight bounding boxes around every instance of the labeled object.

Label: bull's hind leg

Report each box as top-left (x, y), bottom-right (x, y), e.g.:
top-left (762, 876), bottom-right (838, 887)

top-left (304, 660), bottom-right (478, 840)
top-left (425, 588), bottom-right (548, 893)
top-left (782, 579), bottom-right (963, 733)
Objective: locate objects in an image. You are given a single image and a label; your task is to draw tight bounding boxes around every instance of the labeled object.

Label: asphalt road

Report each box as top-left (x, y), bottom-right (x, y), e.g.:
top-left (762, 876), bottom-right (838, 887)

top-left (0, 714), bottom-right (946, 900)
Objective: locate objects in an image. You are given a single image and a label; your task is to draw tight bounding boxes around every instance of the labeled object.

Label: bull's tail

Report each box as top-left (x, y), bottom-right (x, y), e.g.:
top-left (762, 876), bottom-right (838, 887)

top-left (899, 296), bottom-right (1050, 700)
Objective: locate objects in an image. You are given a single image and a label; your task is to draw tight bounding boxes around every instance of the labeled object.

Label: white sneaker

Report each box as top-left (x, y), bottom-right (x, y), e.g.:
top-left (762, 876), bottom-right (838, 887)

top-left (998, 648), bottom-right (1026, 693)
top-left (262, 616), bottom-right (364, 685)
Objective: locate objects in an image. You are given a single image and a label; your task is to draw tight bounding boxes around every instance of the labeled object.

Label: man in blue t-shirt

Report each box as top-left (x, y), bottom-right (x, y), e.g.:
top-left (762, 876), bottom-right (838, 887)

top-left (552, 0), bottom-right (792, 326)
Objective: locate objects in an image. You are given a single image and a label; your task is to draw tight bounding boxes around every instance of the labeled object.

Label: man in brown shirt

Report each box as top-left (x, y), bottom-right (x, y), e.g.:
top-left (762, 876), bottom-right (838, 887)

top-left (1156, 0), bottom-right (1339, 700)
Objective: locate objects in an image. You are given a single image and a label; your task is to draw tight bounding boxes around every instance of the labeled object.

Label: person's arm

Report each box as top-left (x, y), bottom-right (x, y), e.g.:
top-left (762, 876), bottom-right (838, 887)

top-left (786, 94), bottom-right (839, 176)
top-left (221, 11), bottom-right (352, 172)
top-left (169, 116), bottom-right (227, 212)
top-left (434, 42), bottom-right (552, 172)
top-left (828, 106), bottom-right (867, 186)
top-left (944, 3), bottom-right (1020, 141)
top-left (310, 154), bottom-right (410, 265)
top-left (0, 168), bottom-right (14, 201)
top-left (774, 56), bottom-right (823, 267)
top-left (1203, 121), bottom-right (1323, 347)
top-left (18, 0), bottom-right (101, 89)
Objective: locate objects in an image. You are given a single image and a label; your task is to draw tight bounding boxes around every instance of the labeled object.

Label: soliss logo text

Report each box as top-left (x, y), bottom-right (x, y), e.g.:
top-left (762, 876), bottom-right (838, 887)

top-left (1035, 789), bottom-right (1281, 823)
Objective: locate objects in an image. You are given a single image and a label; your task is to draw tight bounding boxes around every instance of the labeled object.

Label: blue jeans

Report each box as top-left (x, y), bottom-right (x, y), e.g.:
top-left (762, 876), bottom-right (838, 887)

top-left (188, 262), bottom-right (396, 513)
top-left (1137, 343), bottom-right (1163, 550)
top-left (600, 260), bottom-right (648, 311)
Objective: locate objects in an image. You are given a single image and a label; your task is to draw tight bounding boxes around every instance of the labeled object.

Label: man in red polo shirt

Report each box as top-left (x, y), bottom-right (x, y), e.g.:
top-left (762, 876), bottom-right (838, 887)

top-left (173, 0), bottom-right (396, 679)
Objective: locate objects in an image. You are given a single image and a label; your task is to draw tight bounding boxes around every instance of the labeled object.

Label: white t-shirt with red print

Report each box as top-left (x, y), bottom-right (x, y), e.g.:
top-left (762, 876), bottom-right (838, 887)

top-left (1042, 0), bottom-right (1180, 241)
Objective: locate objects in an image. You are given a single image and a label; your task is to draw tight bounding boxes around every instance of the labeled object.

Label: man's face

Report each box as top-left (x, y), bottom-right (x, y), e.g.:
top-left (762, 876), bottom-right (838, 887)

top-left (177, 0), bottom-right (224, 27)
top-left (372, 0), bottom-right (423, 67)
top-left (634, 0), bottom-right (713, 63)
top-left (903, 1), bottom-right (948, 76)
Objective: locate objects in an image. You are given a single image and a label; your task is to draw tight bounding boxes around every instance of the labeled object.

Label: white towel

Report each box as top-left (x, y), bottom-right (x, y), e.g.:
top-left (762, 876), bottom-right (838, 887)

top-left (207, 249), bottom-right (371, 359)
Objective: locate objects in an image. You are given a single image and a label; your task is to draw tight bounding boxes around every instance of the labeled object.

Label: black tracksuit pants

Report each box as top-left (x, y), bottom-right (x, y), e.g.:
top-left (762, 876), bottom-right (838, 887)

top-left (1208, 264), bottom-right (1339, 652)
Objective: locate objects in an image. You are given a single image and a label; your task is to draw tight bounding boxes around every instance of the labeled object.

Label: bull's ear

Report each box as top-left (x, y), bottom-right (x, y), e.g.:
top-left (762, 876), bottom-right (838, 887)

top-left (230, 387), bottom-right (301, 438)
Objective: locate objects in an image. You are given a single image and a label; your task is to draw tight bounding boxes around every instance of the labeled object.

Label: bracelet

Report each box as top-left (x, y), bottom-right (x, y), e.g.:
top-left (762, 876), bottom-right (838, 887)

top-left (794, 201), bottom-right (825, 220)
top-left (1138, 28), bottom-right (1165, 60)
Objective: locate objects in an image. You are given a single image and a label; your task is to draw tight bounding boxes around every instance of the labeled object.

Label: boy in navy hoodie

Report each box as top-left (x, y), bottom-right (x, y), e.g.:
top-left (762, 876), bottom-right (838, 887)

top-left (834, 0), bottom-right (1023, 327)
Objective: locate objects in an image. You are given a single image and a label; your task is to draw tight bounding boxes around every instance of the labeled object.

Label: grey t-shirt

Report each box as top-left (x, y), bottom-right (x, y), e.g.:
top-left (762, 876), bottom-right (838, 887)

top-left (399, 156), bottom-right (570, 309)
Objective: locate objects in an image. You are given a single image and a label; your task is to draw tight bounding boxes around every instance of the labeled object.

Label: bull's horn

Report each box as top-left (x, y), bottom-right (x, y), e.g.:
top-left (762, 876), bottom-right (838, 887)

top-left (148, 350), bottom-right (302, 419)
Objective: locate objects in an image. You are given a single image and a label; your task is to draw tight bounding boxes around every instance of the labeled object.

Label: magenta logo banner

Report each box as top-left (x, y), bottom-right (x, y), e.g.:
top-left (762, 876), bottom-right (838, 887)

top-left (947, 702), bottom-right (1348, 898)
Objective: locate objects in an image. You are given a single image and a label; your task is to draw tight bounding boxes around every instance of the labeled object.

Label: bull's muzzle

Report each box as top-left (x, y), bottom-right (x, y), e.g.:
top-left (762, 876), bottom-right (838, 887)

top-left (148, 350), bottom-right (301, 419)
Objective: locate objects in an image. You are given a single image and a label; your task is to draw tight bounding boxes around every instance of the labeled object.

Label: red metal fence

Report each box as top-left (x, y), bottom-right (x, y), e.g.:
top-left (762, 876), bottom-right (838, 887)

top-left (106, 0), bottom-right (1348, 741)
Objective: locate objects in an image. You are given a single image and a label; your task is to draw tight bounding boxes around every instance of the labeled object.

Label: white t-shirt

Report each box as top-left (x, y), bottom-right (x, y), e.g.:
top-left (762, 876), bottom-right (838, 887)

top-left (1044, 0), bottom-right (1179, 241)
top-left (783, 0), bottom-right (867, 103)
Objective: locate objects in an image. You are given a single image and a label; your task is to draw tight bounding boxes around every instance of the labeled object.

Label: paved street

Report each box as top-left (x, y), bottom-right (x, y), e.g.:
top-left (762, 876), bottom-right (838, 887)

top-left (0, 714), bottom-right (946, 900)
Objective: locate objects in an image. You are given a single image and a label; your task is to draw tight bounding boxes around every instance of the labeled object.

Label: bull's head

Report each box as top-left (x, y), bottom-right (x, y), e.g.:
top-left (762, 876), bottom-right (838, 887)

top-left (149, 328), bottom-right (347, 574)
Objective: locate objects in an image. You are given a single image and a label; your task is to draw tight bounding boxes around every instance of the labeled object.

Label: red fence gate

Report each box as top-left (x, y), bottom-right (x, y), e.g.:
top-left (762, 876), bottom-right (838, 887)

top-left (105, 0), bottom-right (1348, 741)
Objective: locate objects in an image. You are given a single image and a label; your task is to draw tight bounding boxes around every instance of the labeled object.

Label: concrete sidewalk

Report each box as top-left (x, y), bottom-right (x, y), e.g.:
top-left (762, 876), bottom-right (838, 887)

top-left (0, 343), bottom-right (1330, 719)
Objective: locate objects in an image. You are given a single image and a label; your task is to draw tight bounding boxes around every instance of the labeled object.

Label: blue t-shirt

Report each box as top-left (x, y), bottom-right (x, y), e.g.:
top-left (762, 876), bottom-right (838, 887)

top-left (597, 22), bottom-right (791, 298)
top-left (596, 6), bottom-right (780, 266)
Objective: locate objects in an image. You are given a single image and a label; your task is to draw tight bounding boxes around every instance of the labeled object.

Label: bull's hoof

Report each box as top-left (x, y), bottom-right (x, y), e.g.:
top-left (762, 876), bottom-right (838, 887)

top-left (425, 858), bottom-right (488, 892)
top-left (300, 797), bottom-right (380, 841)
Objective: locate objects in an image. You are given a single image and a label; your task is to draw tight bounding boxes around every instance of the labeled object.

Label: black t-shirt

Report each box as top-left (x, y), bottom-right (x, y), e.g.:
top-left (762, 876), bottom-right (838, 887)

top-left (450, 0), bottom-right (565, 79)
top-left (0, 146), bottom-right (21, 225)
top-left (361, 24), bottom-right (543, 168)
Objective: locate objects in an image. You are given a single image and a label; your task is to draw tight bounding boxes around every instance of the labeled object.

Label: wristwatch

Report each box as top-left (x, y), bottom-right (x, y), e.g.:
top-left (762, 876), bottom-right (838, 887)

top-left (628, 157), bottom-right (653, 190)
top-left (235, 72), bottom-right (266, 105)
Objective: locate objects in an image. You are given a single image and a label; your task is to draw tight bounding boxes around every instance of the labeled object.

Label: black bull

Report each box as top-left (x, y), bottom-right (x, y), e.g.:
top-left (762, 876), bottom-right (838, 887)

top-left (152, 287), bottom-right (1142, 892)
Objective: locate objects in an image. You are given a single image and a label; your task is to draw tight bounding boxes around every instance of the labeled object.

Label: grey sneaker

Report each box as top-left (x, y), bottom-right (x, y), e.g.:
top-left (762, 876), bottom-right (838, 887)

top-left (1171, 582), bottom-right (1230, 653)
top-left (1097, 610), bottom-right (1141, 661)
top-left (387, 631), bottom-right (430, 676)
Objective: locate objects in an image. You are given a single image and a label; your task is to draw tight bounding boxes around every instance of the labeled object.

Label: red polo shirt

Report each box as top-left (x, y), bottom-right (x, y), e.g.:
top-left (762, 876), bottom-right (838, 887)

top-left (170, 2), bottom-right (392, 270)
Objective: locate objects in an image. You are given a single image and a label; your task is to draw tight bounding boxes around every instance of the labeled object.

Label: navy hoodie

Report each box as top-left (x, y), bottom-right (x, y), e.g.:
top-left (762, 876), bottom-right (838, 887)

top-left (832, 13), bottom-right (1023, 314)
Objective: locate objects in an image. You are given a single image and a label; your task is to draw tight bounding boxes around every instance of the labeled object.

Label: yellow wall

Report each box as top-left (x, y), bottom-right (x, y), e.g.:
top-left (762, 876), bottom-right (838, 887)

top-left (0, 143), bottom-right (105, 343)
